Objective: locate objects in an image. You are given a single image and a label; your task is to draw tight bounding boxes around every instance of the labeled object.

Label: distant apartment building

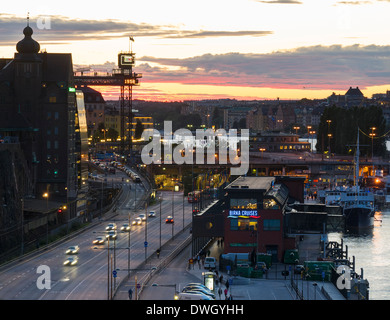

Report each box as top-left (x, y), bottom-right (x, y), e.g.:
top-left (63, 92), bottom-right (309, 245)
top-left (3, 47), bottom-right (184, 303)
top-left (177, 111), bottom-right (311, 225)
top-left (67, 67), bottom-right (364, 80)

top-left (77, 86), bottom-right (106, 137)
top-left (327, 87), bottom-right (365, 108)
top-left (223, 106), bottom-right (252, 129)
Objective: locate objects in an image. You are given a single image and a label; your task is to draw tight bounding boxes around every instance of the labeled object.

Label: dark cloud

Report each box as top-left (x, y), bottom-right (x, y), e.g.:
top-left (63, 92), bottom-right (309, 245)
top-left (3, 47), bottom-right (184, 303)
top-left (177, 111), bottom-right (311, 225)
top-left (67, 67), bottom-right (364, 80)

top-left (137, 44), bottom-right (390, 90)
top-left (0, 13), bottom-right (273, 45)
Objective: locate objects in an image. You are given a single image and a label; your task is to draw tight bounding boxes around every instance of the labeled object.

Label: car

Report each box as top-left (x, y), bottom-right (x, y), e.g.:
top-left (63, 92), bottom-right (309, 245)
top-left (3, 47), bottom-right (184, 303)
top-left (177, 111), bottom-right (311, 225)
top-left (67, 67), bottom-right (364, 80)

top-left (132, 217), bottom-right (142, 225)
top-left (138, 214), bottom-right (146, 221)
top-left (92, 237), bottom-right (105, 245)
top-left (181, 288), bottom-right (215, 299)
top-left (63, 256), bottom-right (78, 266)
top-left (192, 209), bottom-right (200, 214)
top-left (166, 216), bottom-right (174, 224)
top-left (256, 261), bottom-right (267, 271)
top-left (184, 283), bottom-right (213, 294)
top-left (177, 292), bottom-right (214, 300)
top-left (120, 223), bottom-right (130, 232)
top-left (65, 245), bottom-right (79, 254)
top-left (105, 223), bottom-right (117, 231)
top-left (149, 211), bottom-right (156, 217)
top-left (294, 265), bottom-right (305, 274)
top-left (204, 257), bottom-right (216, 269)
top-left (106, 230), bottom-right (117, 240)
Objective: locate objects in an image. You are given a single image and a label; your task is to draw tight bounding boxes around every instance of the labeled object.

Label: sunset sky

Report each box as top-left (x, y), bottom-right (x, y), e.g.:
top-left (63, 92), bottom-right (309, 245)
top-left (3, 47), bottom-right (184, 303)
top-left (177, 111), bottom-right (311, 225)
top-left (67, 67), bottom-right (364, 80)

top-left (2, 0), bottom-right (390, 101)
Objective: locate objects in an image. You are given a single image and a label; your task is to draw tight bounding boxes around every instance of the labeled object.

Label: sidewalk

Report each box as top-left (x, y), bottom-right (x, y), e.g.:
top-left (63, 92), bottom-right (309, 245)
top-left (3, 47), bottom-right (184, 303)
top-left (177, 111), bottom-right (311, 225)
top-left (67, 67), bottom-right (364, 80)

top-left (113, 224), bottom-right (192, 300)
top-left (186, 239), bottom-right (345, 300)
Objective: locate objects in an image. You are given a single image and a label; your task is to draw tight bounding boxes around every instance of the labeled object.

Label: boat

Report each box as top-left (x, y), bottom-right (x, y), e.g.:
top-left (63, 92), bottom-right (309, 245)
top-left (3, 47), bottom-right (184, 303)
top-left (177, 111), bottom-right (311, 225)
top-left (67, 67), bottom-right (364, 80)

top-left (325, 129), bottom-right (375, 232)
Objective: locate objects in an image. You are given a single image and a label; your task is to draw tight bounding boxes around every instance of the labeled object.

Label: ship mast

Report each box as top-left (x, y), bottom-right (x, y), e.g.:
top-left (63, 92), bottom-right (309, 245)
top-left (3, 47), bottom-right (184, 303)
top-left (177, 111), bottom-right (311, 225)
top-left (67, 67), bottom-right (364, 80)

top-left (354, 128), bottom-right (360, 206)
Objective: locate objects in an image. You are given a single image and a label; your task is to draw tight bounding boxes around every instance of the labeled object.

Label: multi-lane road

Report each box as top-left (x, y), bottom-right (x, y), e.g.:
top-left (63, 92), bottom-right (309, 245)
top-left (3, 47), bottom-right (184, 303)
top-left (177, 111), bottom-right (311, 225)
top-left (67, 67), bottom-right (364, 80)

top-left (0, 168), bottom-right (193, 300)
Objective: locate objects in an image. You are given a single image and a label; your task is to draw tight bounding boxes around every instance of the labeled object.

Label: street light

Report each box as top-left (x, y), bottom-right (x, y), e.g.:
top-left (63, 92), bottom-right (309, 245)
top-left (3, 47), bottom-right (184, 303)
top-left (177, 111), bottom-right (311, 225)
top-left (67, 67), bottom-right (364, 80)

top-left (43, 192), bottom-right (49, 245)
top-left (259, 148), bottom-right (266, 159)
top-left (327, 133), bottom-right (332, 157)
top-left (370, 127), bottom-right (376, 175)
top-left (309, 131), bottom-right (316, 152)
top-left (293, 126), bottom-right (300, 135)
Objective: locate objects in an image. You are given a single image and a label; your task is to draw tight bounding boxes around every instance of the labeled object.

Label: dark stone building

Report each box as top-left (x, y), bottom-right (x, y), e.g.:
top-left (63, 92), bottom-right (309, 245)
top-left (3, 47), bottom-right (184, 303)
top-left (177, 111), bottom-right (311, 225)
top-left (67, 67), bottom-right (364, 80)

top-left (0, 24), bottom-right (88, 256)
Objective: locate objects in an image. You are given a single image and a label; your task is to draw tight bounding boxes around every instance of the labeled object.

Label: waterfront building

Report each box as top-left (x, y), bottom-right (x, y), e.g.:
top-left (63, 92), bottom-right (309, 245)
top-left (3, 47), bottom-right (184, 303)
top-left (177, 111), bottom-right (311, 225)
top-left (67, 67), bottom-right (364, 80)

top-left (222, 176), bottom-right (303, 262)
top-left (250, 132), bottom-right (311, 152)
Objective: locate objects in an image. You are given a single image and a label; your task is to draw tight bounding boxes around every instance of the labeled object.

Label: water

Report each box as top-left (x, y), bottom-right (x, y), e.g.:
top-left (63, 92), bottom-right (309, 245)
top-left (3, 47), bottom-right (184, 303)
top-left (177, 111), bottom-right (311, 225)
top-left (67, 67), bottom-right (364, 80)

top-left (328, 210), bottom-right (390, 300)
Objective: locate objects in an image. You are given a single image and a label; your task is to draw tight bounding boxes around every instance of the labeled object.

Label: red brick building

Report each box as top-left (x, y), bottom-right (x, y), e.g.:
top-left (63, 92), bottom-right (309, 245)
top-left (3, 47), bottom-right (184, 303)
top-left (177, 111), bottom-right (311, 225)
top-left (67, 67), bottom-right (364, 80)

top-left (223, 176), bottom-right (302, 262)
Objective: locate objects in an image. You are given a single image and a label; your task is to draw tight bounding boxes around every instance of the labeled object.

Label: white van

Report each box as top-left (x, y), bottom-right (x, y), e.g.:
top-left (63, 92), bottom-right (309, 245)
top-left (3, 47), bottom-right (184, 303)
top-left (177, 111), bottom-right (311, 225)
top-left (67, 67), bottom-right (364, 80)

top-left (177, 292), bottom-right (214, 300)
top-left (204, 257), bottom-right (217, 269)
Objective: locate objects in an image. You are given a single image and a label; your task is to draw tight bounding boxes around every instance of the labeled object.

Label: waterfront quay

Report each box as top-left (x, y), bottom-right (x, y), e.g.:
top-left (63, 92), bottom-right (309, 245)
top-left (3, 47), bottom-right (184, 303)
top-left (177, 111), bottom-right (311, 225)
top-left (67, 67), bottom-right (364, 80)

top-left (115, 229), bottom-right (347, 300)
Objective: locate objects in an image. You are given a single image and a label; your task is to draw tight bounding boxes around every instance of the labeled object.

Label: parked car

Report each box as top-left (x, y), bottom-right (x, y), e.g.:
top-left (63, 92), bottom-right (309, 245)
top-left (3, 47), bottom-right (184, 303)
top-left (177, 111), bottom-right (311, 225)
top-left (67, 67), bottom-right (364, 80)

top-left (177, 292), bottom-right (214, 300)
top-left (204, 257), bottom-right (216, 269)
top-left (65, 245), bottom-right (79, 254)
top-left (166, 216), bottom-right (174, 224)
top-left (183, 283), bottom-right (214, 295)
top-left (256, 261), bottom-right (267, 271)
top-left (182, 287), bottom-right (215, 299)
top-left (294, 265), bottom-right (305, 274)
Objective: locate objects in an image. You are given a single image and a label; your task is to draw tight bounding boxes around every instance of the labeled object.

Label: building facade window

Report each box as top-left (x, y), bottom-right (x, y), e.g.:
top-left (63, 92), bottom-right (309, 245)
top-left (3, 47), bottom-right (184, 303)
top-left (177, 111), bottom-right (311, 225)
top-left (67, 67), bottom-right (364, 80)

top-left (263, 219), bottom-right (280, 231)
top-left (263, 198), bottom-right (280, 210)
top-left (230, 218), bottom-right (257, 231)
top-left (230, 198), bottom-right (257, 210)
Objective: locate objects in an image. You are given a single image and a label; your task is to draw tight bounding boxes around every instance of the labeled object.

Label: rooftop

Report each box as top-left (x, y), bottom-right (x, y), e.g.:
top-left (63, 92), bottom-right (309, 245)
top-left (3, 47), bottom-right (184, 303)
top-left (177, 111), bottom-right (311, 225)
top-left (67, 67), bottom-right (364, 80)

top-left (225, 176), bottom-right (275, 191)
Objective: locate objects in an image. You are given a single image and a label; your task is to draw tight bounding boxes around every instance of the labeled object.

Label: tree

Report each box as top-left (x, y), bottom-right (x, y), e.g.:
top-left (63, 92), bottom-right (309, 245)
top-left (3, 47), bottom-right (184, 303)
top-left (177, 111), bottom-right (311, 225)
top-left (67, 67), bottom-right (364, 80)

top-left (316, 105), bottom-right (386, 156)
top-left (134, 119), bottom-right (144, 139)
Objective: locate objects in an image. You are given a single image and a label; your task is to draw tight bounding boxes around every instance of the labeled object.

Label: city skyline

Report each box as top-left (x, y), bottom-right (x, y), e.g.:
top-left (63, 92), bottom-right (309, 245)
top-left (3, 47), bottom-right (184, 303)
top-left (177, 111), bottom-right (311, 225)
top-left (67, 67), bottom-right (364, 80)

top-left (2, 0), bottom-right (390, 101)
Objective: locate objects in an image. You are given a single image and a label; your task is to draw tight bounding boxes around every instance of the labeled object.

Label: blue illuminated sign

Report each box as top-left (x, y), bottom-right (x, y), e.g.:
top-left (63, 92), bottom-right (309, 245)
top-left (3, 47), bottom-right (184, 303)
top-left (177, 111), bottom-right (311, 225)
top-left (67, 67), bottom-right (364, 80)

top-left (228, 210), bottom-right (260, 218)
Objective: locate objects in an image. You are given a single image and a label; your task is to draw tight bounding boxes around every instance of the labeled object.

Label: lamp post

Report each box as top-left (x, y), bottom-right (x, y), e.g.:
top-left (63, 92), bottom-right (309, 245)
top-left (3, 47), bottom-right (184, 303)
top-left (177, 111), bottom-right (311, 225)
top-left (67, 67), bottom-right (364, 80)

top-left (327, 133), bottom-right (332, 158)
top-left (259, 148), bottom-right (266, 159)
top-left (20, 198), bottom-right (24, 255)
top-left (370, 127), bottom-right (376, 175)
top-left (43, 192), bottom-right (49, 245)
top-left (326, 119), bottom-right (332, 155)
top-left (309, 130), bottom-right (316, 152)
top-left (159, 196), bottom-right (162, 251)
top-left (172, 182), bottom-right (175, 240)
top-left (293, 126), bottom-right (300, 135)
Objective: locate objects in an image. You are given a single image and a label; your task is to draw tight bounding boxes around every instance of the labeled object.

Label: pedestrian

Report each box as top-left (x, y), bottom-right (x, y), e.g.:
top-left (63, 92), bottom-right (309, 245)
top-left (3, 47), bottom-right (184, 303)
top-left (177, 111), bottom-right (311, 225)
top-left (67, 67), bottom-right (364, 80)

top-left (218, 287), bottom-right (222, 300)
top-left (197, 255), bottom-right (201, 269)
top-left (224, 288), bottom-right (228, 299)
top-left (226, 279), bottom-right (230, 290)
top-left (217, 239), bottom-right (220, 247)
top-left (128, 288), bottom-right (133, 300)
top-left (219, 274), bottom-right (223, 284)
